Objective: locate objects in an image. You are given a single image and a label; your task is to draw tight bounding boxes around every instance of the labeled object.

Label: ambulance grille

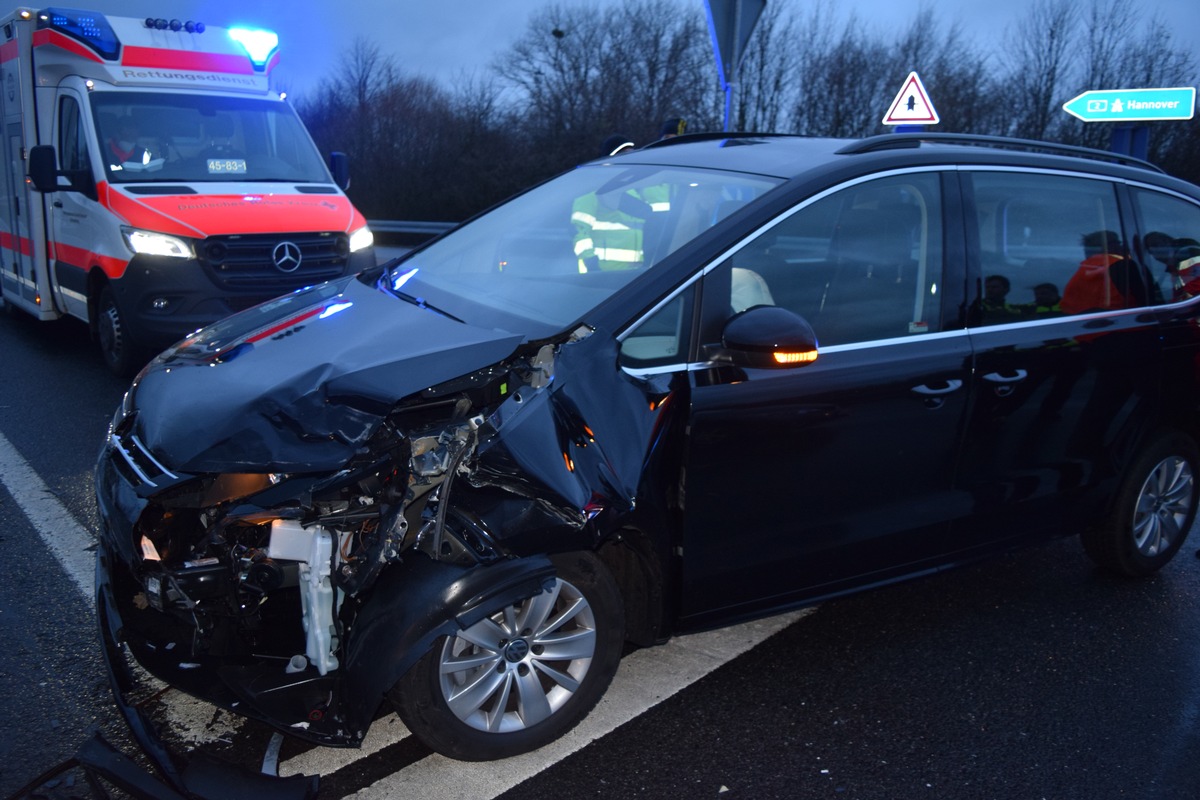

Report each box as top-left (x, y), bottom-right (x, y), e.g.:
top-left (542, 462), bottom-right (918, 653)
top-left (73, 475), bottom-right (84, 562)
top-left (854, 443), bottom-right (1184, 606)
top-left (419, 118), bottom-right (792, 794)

top-left (199, 232), bottom-right (350, 292)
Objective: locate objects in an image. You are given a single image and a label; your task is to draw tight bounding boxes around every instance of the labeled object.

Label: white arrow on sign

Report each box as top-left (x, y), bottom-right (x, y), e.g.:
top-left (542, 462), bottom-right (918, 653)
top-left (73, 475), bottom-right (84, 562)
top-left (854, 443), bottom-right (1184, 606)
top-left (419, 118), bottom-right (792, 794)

top-left (883, 71), bottom-right (940, 125)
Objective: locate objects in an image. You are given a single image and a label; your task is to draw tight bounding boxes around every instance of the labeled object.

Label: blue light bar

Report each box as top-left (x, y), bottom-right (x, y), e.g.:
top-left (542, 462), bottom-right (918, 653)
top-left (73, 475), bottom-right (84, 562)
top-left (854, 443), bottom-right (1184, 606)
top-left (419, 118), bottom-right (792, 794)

top-left (38, 7), bottom-right (120, 60)
top-left (228, 27), bottom-right (279, 68)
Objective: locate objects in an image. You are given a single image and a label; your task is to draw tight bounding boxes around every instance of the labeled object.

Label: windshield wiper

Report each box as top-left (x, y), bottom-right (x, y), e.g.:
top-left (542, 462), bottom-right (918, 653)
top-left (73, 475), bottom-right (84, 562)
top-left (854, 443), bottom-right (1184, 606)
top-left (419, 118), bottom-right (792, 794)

top-left (386, 285), bottom-right (464, 323)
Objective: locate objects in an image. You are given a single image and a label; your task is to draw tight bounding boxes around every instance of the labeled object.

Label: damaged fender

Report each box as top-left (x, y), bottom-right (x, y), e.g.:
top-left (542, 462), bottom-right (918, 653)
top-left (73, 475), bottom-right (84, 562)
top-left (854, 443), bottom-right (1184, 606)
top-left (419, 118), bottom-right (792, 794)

top-left (340, 552), bottom-right (556, 734)
top-left (452, 327), bottom-right (675, 554)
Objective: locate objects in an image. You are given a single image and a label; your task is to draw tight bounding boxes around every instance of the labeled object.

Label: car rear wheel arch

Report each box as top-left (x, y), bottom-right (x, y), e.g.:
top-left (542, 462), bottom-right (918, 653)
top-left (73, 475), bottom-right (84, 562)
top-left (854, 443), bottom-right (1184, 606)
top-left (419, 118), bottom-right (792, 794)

top-left (1082, 428), bottom-right (1199, 577)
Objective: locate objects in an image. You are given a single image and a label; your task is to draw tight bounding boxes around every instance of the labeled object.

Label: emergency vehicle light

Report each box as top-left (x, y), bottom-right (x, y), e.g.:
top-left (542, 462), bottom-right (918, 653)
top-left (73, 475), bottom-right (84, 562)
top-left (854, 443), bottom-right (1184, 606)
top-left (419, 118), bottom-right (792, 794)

top-left (143, 18), bottom-right (206, 34)
top-left (228, 27), bottom-right (279, 69)
top-left (38, 7), bottom-right (119, 60)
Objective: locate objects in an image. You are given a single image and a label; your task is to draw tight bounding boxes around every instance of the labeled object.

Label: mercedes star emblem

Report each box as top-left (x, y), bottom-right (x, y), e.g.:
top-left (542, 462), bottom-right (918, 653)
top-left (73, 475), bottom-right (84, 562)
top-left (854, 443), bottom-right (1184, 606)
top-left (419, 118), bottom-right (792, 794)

top-left (272, 241), bottom-right (302, 273)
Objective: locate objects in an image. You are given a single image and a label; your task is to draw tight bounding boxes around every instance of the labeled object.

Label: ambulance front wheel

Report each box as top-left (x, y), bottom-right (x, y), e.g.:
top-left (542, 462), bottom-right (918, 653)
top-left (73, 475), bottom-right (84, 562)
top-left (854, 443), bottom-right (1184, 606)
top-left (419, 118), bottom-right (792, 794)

top-left (96, 286), bottom-right (147, 378)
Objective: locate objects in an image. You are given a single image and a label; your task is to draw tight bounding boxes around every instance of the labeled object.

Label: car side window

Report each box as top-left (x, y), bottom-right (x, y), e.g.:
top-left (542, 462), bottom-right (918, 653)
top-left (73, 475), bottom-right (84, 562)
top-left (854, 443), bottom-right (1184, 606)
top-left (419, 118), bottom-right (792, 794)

top-left (719, 173), bottom-right (943, 347)
top-left (1131, 188), bottom-right (1200, 301)
top-left (966, 172), bottom-right (1159, 324)
top-left (618, 285), bottom-right (695, 369)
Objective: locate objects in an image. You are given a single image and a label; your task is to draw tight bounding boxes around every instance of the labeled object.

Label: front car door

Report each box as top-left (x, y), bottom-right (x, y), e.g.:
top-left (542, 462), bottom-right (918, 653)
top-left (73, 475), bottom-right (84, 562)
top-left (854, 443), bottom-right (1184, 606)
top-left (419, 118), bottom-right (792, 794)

top-left (653, 171), bottom-right (975, 626)
top-left (47, 85), bottom-right (103, 320)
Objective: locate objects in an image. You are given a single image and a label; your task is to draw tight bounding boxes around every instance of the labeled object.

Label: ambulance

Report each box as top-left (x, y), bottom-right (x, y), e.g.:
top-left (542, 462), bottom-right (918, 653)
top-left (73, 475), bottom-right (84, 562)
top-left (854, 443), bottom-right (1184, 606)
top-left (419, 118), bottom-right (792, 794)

top-left (2, 7), bottom-right (375, 375)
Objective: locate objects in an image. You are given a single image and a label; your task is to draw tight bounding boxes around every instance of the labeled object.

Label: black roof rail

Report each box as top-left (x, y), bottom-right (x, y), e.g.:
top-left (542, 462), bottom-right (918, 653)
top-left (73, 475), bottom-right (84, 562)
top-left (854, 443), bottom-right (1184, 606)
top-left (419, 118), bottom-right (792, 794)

top-left (836, 132), bottom-right (1165, 173)
top-left (639, 131), bottom-right (783, 150)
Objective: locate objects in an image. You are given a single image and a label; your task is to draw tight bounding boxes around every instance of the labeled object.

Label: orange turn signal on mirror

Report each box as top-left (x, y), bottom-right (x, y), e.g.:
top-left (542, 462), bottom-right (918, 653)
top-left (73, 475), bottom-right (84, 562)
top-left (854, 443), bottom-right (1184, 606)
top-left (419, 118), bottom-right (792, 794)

top-left (773, 350), bottom-right (818, 365)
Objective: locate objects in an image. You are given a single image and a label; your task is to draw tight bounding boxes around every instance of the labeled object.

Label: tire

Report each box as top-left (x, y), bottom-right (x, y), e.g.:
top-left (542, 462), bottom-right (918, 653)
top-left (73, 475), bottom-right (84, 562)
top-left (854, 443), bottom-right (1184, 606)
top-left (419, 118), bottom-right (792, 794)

top-left (1082, 431), bottom-right (1199, 577)
top-left (95, 286), bottom-right (145, 378)
top-left (389, 551), bottom-right (625, 761)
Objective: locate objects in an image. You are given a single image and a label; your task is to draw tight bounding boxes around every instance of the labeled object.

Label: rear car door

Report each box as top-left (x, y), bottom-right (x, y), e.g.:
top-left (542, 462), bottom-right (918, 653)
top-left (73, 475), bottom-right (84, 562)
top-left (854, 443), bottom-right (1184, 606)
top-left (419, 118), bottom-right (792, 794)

top-left (669, 170), bottom-right (975, 625)
top-left (952, 169), bottom-right (1164, 553)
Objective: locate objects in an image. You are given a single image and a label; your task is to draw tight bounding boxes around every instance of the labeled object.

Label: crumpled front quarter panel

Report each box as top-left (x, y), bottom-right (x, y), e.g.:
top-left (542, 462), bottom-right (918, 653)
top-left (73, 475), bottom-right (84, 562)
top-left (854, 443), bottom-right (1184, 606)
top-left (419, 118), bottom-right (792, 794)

top-left (471, 331), bottom-right (673, 545)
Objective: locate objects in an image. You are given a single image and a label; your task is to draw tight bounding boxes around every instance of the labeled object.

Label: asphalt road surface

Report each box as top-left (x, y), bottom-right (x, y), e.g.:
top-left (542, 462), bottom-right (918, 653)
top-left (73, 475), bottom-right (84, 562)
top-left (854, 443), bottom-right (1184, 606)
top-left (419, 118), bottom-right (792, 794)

top-left (1, 287), bottom-right (1198, 800)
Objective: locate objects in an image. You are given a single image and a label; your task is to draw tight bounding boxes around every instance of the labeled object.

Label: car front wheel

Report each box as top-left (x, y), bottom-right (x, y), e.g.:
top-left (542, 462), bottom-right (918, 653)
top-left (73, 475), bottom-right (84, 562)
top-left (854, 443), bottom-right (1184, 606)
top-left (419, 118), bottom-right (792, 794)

top-left (1083, 430), bottom-right (1199, 577)
top-left (389, 551), bottom-right (625, 761)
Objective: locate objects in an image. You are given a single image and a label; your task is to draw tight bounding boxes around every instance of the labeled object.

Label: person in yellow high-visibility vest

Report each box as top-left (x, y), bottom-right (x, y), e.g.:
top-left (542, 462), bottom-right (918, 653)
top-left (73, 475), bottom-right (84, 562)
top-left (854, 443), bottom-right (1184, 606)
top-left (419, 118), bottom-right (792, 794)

top-left (572, 191), bottom-right (647, 272)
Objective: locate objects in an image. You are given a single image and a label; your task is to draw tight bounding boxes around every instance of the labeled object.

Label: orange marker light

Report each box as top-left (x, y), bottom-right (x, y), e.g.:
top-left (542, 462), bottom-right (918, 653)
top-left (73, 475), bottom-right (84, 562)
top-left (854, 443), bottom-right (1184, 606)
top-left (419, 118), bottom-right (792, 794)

top-left (773, 350), bottom-right (818, 365)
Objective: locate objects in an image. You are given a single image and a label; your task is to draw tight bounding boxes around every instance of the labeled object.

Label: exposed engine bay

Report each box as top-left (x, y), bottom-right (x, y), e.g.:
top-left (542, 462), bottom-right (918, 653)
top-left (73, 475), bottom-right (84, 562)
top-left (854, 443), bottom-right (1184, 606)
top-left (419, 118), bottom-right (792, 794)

top-left (97, 315), bottom-right (668, 747)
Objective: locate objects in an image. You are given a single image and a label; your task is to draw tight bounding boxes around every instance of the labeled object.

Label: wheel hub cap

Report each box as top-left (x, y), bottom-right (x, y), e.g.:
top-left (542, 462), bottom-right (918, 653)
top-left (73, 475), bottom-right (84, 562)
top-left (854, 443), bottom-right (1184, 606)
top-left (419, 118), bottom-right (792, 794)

top-left (503, 639), bottom-right (530, 663)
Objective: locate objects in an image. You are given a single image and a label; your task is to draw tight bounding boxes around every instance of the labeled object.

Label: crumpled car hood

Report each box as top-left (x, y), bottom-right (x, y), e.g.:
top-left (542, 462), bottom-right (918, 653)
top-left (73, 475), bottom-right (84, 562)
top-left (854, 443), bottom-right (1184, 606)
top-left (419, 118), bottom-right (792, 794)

top-left (129, 275), bottom-right (524, 474)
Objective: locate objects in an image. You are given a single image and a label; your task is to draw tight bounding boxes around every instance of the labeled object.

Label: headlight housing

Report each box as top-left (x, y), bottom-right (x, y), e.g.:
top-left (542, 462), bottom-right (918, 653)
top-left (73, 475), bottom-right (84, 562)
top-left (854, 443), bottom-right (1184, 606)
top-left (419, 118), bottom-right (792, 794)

top-left (348, 225), bottom-right (374, 253)
top-left (121, 227), bottom-right (194, 259)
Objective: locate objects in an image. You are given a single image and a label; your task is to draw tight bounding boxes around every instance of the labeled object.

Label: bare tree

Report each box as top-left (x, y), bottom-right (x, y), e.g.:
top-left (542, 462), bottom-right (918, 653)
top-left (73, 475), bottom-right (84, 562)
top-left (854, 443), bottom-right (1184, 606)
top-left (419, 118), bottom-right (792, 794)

top-left (790, 4), bottom-right (894, 138)
top-left (494, 1), bottom-right (717, 167)
top-left (886, 7), bottom-right (1000, 134)
top-left (296, 0), bottom-right (1200, 223)
top-left (1000, 0), bottom-right (1078, 140)
top-left (735, 1), bottom-right (797, 131)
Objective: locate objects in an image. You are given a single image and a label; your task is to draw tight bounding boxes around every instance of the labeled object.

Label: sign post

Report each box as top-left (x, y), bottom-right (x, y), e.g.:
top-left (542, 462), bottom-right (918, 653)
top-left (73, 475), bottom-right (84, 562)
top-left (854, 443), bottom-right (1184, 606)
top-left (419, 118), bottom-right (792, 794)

top-left (704, 0), bottom-right (766, 132)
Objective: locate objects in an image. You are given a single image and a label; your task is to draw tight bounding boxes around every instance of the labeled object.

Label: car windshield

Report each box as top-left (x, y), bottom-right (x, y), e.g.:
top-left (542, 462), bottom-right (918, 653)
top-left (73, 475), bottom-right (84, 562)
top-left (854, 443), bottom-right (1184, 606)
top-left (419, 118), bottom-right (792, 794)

top-left (91, 91), bottom-right (331, 184)
top-left (384, 163), bottom-right (782, 336)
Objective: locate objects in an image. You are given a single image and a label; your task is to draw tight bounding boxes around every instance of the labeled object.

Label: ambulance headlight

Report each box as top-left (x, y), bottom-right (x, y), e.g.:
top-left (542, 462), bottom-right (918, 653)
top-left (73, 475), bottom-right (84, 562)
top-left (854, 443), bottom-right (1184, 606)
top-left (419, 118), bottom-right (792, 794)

top-left (122, 227), bottom-right (194, 259)
top-left (348, 226), bottom-right (374, 253)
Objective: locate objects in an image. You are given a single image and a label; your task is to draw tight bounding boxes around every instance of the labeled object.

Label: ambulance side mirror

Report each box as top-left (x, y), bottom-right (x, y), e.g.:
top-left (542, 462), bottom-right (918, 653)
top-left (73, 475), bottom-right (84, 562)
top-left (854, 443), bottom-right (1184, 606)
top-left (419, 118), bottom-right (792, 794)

top-left (27, 145), bottom-right (95, 199)
top-left (26, 145), bottom-right (60, 193)
top-left (329, 151), bottom-right (350, 191)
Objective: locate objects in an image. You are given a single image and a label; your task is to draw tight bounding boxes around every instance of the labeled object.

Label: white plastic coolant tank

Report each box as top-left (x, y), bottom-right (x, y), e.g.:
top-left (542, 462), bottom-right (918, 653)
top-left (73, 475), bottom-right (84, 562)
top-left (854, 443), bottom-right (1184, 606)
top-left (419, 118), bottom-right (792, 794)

top-left (268, 519), bottom-right (313, 561)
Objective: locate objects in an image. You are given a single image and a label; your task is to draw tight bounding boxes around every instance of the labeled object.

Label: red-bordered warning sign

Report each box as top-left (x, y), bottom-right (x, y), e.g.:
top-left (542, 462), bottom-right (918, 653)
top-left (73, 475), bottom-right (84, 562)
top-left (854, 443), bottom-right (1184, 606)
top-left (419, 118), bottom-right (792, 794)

top-left (883, 71), bottom-right (940, 125)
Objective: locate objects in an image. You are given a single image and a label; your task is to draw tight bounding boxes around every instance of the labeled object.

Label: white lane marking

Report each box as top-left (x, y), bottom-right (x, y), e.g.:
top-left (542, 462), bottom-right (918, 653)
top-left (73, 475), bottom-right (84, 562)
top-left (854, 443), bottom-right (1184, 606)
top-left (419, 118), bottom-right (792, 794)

top-left (0, 431), bottom-right (95, 602)
top-left (280, 608), bottom-right (813, 797)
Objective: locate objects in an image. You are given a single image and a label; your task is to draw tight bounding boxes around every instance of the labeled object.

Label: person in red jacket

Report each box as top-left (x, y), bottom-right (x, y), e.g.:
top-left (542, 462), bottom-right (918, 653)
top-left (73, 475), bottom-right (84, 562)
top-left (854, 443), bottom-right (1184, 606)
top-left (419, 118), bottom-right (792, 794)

top-left (1060, 230), bottom-right (1128, 313)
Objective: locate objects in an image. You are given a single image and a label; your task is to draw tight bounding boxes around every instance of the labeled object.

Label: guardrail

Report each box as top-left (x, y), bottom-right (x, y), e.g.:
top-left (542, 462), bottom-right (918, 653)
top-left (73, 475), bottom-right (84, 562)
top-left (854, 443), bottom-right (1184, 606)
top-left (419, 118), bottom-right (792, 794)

top-left (368, 219), bottom-right (456, 236)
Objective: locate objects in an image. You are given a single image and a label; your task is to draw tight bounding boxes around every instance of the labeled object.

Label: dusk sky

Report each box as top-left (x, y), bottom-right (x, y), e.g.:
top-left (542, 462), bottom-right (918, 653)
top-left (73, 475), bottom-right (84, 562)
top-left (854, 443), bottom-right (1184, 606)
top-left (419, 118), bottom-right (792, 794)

top-left (72, 0), bottom-right (1199, 99)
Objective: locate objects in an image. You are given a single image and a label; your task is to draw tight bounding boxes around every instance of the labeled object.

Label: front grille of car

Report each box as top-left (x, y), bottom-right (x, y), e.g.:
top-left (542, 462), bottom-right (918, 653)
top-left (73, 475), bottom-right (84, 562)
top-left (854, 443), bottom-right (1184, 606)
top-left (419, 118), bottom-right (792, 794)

top-left (198, 232), bottom-right (350, 292)
top-left (109, 415), bottom-right (176, 490)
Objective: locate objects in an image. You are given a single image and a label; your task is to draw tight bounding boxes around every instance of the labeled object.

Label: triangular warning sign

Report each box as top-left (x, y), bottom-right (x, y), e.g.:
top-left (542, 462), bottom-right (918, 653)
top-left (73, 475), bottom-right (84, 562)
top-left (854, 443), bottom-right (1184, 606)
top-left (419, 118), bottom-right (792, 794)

top-left (883, 71), bottom-right (940, 125)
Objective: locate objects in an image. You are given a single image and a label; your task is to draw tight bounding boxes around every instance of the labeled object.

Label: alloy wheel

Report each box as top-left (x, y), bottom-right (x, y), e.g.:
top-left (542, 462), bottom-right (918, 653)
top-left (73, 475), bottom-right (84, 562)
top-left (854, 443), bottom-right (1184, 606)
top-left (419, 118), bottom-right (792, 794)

top-left (1132, 455), bottom-right (1195, 557)
top-left (437, 578), bottom-right (597, 734)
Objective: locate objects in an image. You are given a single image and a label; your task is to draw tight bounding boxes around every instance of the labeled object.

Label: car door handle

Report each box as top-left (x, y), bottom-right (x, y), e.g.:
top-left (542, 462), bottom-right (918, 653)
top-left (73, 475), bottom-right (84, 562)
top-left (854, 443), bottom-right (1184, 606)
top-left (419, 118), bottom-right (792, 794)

top-left (911, 379), bottom-right (963, 396)
top-left (982, 370), bottom-right (1028, 384)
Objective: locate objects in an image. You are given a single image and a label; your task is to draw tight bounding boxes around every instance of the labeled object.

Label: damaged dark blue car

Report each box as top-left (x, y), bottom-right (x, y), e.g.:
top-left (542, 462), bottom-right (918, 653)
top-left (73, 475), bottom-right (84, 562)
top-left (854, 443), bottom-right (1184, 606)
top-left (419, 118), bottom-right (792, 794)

top-left (95, 133), bottom-right (1200, 795)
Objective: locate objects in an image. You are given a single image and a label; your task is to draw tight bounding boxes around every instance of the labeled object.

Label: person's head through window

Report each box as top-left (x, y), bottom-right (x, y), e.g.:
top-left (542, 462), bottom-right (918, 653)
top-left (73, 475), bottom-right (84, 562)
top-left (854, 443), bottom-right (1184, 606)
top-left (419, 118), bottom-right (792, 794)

top-left (658, 117), bottom-right (686, 141)
top-left (1144, 230), bottom-right (1176, 271)
top-left (107, 117), bottom-right (141, 163)
top-left (1033, 282), bottom-right (1060, 308)
top-left (1082, 229), bottom-right (1122, 260)
top-left (984, 274), bottom-right (1011, 305)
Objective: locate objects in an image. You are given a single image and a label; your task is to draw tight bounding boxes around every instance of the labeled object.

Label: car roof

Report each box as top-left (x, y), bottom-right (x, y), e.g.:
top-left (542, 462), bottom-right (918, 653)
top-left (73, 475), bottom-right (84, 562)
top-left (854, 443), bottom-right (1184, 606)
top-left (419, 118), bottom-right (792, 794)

top-left (603, 132), bottom-right (1200, 198)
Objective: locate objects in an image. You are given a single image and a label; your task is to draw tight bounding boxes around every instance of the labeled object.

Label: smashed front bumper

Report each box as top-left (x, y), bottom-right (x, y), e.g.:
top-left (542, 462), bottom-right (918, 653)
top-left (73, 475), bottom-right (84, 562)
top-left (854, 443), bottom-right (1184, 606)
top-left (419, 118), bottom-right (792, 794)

top-left (95, 537), bottom-right (320, 799)
top-left (95, 442), bottom-right (556, 794)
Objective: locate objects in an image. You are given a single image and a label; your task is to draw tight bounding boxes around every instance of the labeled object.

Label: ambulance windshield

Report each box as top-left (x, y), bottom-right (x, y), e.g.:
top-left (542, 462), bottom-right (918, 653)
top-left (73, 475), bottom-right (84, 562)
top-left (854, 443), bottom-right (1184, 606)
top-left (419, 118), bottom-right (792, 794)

top-left (91, 92), bottom-right (331, 185)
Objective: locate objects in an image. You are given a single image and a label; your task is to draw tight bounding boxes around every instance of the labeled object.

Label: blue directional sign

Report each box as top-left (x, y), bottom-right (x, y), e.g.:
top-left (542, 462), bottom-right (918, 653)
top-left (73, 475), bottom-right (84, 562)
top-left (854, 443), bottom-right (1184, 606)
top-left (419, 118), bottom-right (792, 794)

top-left (1063, 87), bottom-right (1196, 122)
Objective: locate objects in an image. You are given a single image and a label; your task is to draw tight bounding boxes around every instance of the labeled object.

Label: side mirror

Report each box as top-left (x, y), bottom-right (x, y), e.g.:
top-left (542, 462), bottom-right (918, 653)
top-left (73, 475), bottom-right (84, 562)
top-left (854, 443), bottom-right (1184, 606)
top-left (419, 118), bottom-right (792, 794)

top-left (27, 144), bottom-right (95, 198)
top-left (329, 151), bottom-right (350, 191)
top-left (717, 305), bottom-right (819, 369)
top-left (26, 145), bottom-right (60, 193)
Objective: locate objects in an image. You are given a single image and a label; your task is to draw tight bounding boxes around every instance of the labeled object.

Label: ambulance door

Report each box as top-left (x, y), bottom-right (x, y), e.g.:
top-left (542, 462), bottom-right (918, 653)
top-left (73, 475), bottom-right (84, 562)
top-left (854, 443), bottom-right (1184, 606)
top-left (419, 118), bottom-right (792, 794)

top-left (2, 122), bottom-right (34, 306)
top-left (46, 88), bottom-right (101, 321)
